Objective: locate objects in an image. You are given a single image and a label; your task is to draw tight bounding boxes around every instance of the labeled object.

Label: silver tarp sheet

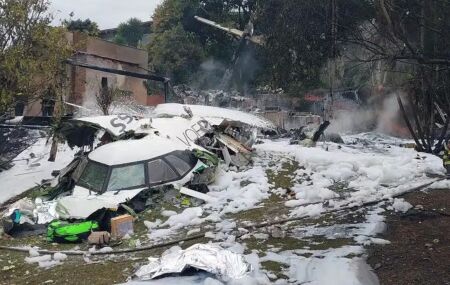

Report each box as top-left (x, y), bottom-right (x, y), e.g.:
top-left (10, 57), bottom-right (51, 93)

top-left (134, 243), bottom-right (251, 281)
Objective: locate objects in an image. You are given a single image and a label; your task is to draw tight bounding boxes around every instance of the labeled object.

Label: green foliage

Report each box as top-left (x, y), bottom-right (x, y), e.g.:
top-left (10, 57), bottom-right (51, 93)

top-left (147, 0), bottom-right (376, 95)
top-left (63, 18), bottom-right (99, 36)
top-left (149, 0), bottom-right (249, 85)
top-left (113, 18), bottom-right (146, 48)
top-left (149, 0), bottom-right (203, 83)
top-left (113, 34), bottom-right (126, 45)
top-left (0, 0), bottom-right (73, 113)
top-left (256, 0), bottom-right (374, 93)
top-left (150, 24), bottom-right (205, 83)
top-left (152, 0), bottom-right (193, 33)
top-left (149, 0), bottom-right (372, 90)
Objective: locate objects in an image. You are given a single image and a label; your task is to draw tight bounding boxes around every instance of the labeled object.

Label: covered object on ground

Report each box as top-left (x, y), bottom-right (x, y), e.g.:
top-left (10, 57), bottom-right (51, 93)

top-left (134, 243), bottom-right (251, 281)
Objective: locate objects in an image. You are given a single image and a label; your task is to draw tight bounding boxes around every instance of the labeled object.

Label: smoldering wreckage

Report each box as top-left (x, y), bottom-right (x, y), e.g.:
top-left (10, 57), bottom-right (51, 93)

top-left (0, 103), bottom-right (334, 282)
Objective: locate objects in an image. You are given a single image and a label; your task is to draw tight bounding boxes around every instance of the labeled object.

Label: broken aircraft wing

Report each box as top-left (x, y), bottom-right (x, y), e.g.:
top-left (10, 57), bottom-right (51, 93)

top-left (194, 16), bottom-right (264, 46)
top-left (195, 16), bottom-right (245, 38)
top-left (74, 115), bottom-right (144, 137)
top-left (60, 115), bottom-right (146, 148)
top-left (153, 103), bottom-right (275, 130)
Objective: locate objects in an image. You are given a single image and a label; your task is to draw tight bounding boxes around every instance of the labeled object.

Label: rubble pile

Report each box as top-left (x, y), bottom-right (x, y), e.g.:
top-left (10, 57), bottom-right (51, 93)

top-left (172, 85), bottom-right (254, 110)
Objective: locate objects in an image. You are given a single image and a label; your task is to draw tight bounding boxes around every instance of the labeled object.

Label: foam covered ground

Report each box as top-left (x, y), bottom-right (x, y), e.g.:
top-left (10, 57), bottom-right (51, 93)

top-left (2, 132), bottom-right (446, 285)
top-left (0, 139), bottom-right (77, 205)
top-left (131, 133), bottom-right (445, 285)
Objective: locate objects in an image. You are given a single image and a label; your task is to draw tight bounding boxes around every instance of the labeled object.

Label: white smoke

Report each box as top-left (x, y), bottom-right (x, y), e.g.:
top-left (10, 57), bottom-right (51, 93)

top-left (327, 94), bottom-right (408, 137)
top-left (375, 94), bottom-right (401, 134)
top-left (193, 58), bottom-right (227, 89)
top-left (328, 109), bottom-right (376, 134)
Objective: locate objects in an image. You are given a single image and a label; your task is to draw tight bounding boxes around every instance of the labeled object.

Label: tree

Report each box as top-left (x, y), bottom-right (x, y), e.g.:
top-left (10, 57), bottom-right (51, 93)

top-left (256, 0), bottom-right (373, 94)
top-left (150, 24), bottom-right (205, 83)
top-left (0, 0), bottom-right (73, 114)
top-left (114, 18), bottom-right (146, 47)
top-left (95, 83), bottom-right (121, 115)
top-left (345, 0), bottom-right (450, 153)
top-left (149, 0), bottom-right (250, 86)
top-left (149, 0), bottom-right (206, 83)
top-left (148, 0), bottom-right (372, 93)
top-left (63, 18), bottom-right (99, 36)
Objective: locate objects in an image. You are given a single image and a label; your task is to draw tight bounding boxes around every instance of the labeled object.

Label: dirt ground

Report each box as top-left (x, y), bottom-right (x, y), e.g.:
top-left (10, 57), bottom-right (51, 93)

top-left (0, 155), bottom-right (448, 285)
top-left (367, 189), bottom-right (450, 285)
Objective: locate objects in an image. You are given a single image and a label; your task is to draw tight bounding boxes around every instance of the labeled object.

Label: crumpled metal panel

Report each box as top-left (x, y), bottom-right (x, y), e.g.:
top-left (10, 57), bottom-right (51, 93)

top-left (34, 200), bottom-right (58, 224)
top-left (134, 243), bottom-right (251, 281)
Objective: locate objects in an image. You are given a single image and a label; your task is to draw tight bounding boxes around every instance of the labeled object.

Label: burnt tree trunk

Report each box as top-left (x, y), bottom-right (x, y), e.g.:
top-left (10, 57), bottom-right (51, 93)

top-left (397, 94), bottom-right (424, 151)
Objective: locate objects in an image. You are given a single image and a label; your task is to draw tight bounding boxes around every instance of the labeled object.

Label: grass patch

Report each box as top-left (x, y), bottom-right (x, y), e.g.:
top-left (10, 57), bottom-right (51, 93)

top-left (307, 236), bottom-right (355, 250)
top-left (245, 236), bottom-right (311, 253)
top-left (0, 251), bottom-right (137, 285)
top-left (266, 160), bottom-right (300, 190)
top-left (261, 260), bottom-right (289, 280)
top-left (228, 194), bottom-right (287, 223)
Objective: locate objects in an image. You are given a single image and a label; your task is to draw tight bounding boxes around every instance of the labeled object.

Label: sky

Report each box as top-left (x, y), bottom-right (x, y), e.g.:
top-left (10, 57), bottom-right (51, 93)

top-left (50, 0), bottom-right (163, 29)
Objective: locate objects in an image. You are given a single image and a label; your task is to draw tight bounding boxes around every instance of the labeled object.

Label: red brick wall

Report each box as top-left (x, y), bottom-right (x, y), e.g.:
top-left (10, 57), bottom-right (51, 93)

top-left (146, 95), bottom-right (165, 106)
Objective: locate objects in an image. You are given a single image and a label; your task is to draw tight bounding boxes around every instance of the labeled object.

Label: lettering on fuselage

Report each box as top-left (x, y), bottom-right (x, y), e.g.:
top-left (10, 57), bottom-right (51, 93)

top-left (108, 115), bottom-right (213, 147)
top-left (177, 119), bottom-right (212, 146)
top-left (110, 114), bottom-right (135, 133)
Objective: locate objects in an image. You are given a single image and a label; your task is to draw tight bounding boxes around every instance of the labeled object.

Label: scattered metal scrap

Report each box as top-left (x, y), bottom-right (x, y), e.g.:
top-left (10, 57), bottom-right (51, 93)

top-left (289, 120), bottom-right (331, 147)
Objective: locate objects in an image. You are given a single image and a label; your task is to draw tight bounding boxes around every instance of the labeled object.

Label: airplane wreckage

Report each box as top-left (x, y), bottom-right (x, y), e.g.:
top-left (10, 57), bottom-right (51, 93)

top-left (1, 14), bottom-right (335, 240)
top-left (1, 103), bottom-right (331, 241)
top-left (1, 104), bottom-right (270, 235)
top-left (2, 104), bottom-right (275, 234)
top-left (0, 15), bottom-right (333, 240)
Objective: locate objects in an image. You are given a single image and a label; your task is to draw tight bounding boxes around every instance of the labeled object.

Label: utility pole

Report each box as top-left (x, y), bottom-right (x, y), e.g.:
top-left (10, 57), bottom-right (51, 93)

top-left (326, 0), bottom-right (337, 121)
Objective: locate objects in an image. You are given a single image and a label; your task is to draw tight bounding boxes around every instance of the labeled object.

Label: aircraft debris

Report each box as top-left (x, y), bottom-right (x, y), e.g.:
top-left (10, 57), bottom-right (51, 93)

top-left (134, 243), bottom-right (251, 281)
top-left (289, 121), bottom-right (331, 147)
top-left (1, 104), bottom-right (276, 242)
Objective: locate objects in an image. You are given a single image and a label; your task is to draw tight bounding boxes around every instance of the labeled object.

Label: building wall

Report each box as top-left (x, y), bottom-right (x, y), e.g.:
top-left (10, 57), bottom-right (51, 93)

top-left (23, 32), bottom-right (152, 117)
top-left (23, 100), bottom-right (42, 117)
top-left (75, 34), bottom-right (150, 110)
top-left (86, 37), bottom-right (148, 68)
